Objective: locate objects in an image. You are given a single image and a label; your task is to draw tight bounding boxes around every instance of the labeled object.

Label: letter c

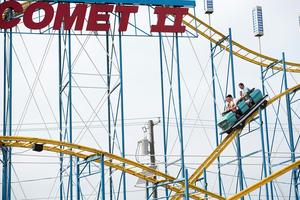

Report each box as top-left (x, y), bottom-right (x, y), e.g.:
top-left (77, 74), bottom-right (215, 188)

top-left (0, 1), bottom-right (23, 29)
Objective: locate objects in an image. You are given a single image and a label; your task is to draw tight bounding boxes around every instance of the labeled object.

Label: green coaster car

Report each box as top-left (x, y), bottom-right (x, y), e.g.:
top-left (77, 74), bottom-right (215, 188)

top-left (217, 89), bottom-right (268, 134)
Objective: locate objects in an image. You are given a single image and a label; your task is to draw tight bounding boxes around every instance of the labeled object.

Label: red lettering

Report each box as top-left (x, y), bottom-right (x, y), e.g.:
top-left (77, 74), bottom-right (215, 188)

top-left (151, 7), bottom-right (188, 33)
top-left (0, 1), bottom-right (23, 29)
top-left (86, 5), bottom-right (114, 31)
top-left (53, 4), bottom-right (87, 30)
top-left (23, 2), bottom-right (54, 30)
top-left (115, 5), bottom-right (138, 32)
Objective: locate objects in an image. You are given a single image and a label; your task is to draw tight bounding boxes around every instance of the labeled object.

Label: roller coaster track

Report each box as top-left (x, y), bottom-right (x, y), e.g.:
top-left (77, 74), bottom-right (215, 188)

top-left (171, 83), bottom-right (300, 200)
top-left (3, 2), bottom-right (300, 72)
top-left (0, 136), bottom-right (226, 200)
top-left (2, 2), bottom-right (300, 199)
top-left (181, 13), bottom-right (300, 73)
top-left (1, 80), bottom-right (300, 199)
top-left (1, 85), bottom-right (300, 200)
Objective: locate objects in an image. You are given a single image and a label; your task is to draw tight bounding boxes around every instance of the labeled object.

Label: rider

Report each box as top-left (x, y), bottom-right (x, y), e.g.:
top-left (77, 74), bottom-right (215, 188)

top-left (238, 83), bottom-right (253, 108)
top-left (223, 94), bottom-right (242, 118)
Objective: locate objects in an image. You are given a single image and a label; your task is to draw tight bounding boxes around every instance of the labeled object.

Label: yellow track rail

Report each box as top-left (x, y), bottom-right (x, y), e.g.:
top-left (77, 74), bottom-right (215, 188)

top-left (171, 83), bottom-right (300, 200)
top-left (1, 135), bottom-right (299, 200)
top-left (182, 13), bottom-right (300, 73)
top-left (0, 136), bottom-right (225, 200)
top-left (2, 3), bottom-right (300, 73)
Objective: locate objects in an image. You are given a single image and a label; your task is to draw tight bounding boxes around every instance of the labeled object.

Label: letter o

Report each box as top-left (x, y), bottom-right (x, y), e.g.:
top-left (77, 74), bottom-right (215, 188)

top-left (0, 1), bottom-right (23, 29)
top-left (23, 2), bottom-right (54, 29)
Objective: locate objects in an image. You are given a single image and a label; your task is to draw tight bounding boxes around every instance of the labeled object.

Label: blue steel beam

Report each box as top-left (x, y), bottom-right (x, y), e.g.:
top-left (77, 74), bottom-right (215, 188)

top-left (118, 13), bottom-right (127, 200)
top-left (282, 52), bottom-right (299, 200)
top-left (210, 33), bottom-right (222, 197)
top-left (2, 23), bottom-right (13, 200)
top-left (175, 33), bottom-right (185, 179)
top-left (259, 36), bottom-right (272, 200)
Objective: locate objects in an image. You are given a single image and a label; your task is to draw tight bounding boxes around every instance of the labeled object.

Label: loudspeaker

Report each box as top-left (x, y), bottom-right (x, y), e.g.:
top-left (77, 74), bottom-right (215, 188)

top-left (33, 143), bottom-right (43, 152)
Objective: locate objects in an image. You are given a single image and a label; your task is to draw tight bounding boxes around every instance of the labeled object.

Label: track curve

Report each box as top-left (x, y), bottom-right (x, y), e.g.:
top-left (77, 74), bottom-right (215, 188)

top-left (171, 83), bottom-right (300, 200)
top-left (182, 13), bottom-right (300, 72)
top-left (0, 136), bottom-right (225, 200)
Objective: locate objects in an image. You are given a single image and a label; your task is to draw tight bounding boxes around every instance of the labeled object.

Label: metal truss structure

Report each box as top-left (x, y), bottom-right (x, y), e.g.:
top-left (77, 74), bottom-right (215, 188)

top-left (1, 1), bottom-right (300, 200)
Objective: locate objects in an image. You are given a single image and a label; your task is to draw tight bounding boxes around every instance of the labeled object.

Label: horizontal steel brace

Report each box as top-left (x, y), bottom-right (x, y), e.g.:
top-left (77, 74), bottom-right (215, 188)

top-left (77, 154), bottom-right (102, 165)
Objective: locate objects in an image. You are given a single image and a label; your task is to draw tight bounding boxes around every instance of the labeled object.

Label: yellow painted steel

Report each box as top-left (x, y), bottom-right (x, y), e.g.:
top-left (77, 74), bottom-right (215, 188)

top-left (182, 13), bottom-right (300, 73)
top-left (171, 83), bottom-right (300, 200)
top-left (227, 159), bottom-right (300, 200)
top-left (0, 136), bottom-right (225, 200)
top-left (1, 81), bottom-right (299, 200)
top-left (2, 2), bottom-right (300, 72)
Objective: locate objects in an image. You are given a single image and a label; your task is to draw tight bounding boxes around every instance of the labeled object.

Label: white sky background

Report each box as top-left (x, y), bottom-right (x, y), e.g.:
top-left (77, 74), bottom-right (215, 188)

top-left (1, 0), bottom-right (300, 199)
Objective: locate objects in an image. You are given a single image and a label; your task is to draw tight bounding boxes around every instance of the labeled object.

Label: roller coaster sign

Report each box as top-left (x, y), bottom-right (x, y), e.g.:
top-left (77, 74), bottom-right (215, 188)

top-left (0, 0), bottom-right (196, 33)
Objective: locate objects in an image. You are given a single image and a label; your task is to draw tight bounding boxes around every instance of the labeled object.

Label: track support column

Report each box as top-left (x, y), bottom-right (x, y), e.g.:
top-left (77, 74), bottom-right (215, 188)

top-left (282, 52), bottom-right (299, 200)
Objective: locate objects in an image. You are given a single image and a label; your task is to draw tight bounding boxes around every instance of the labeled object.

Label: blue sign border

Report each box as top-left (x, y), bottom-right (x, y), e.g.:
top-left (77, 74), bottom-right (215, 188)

top-left (42, 0), bottom-right (196, 7)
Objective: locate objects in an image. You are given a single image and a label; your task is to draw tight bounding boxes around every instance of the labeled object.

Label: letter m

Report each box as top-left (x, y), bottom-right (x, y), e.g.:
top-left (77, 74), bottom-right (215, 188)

top-left (53, 3), bottom-right (87, 30)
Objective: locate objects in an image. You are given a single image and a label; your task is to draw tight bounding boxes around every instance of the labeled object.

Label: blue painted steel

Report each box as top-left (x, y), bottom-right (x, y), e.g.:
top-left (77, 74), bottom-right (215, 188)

top-left (175, 33), bottom-right (185, 178)
top-left (106, 30), bottom-right (113, 200)
top-left (203, 168), bottom-right (208, 199)
top-left (58, 29), bottom-right (63, 200)
top-left (76, 157), bottom-right (80, 199)
top-left (2, 26), bottom-right (13, 200)
top-left (118, 17), bottom-right (127, 200)
top-left (259, 108), bottom-right (269, 200)
top-left (159, 32), bottom-right (169, 200)
top-left (259, 37), bottom-right (273, 200)
top-left (7, 26), bottom-right (13, 200)
top-left (101, 155), bottom-right (105, 200)
top-left (229, 28), bottom-right (244, 199)
top-left (219, 149), bottom-right (262, 168)
top-left (2, 28), bottom-right (8, 200)
top-left (235, 136), bottom-right (244, 200)
top-left (42, 0), bottom-right (196, 7)
top-left (229, 28), bottom-right (236, 97)
top-left (146, 181), bottom-right (149, 200)
top-left (282, 53), bottom-right (299, 200)
top-left (184, 169), bottom-right (189, 200)
top-left (68, 30), bottom-right (74, 200)
top-left (210, 39), bottom-right (222, 196)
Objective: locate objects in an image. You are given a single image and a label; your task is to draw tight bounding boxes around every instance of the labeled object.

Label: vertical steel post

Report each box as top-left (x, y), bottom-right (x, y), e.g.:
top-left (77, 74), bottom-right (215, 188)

top-left (106, 24), bottom-right (113, 200)
top-left (7, 25), bottom-right (13, 200)
top-left (2, 27), bottom-right (8, 200)
top-left (282, 53), bottom-right (299, 200)
top-left (209, 14), bottom-right (222, 196)
top-left (118, 13), bottom-right (126, 200)
top-left (229, 28), bottom-right (244, 198)
top-left (229, 28), bottom-right (236, 96)
top-left (2, 26), bottom-right (13, 200)
top-left (158, 33), bottom-right (168, 199)
top-left (259, 107), bottom-right (269, 200)
top-left (258, 37), bottom-right (271, 200)
top-left (203, 168), bottom-right (208, 199)
top-left (175, 33), bottom-right (185, 178)
top-left (184, 169), bottom-right (189, 200)
top-left (101, 154), bottom-right (105, 200)
top-left (58, 29), bottom-right (63, 200)
top-left (76, 157), bottom-right (80, 199)
top-left (68, 29), bottom-right (73, 200)
top-left (146, 181), bottom-right (149, 200)
top-left (210, 32), bottom-right (222, 197)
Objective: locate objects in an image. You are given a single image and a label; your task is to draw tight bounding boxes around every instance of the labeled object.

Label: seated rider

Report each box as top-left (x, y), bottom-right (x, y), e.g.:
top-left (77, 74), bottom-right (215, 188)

top-left (238, 83), bottom-right (253, 108)
top-left (223, 94), bottom-right (242, 118)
